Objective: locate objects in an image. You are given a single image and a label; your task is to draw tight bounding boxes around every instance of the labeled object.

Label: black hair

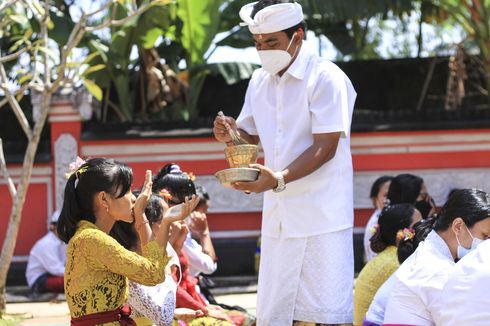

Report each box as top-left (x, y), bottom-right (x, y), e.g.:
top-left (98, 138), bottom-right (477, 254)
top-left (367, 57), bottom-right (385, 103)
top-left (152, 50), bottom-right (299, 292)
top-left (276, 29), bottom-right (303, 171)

top-left (370, 176), bottom-right (393, 199)
top-left (251, 0), bottom-right (307, 39)
top-left (195, 184), bottom-right (210, 203)
top-left (152, 163), bottom-right (196, 205)
top-left (434, 188), bottom-right (490, 231)
top-left (387, 173), bottom-right (424, 205)
top-left (399, 189), bottom-right (490, 260)
top-left (57, 158), bottom-right (133, 243)
top-left (370, 204), bottom-right (416, 253)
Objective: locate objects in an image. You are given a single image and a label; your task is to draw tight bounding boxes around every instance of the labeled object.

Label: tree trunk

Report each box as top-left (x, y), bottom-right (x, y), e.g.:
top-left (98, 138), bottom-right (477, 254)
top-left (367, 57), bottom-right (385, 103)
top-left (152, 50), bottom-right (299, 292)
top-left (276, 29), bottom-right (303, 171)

top-left (0, 91), bottom-right (52, 313)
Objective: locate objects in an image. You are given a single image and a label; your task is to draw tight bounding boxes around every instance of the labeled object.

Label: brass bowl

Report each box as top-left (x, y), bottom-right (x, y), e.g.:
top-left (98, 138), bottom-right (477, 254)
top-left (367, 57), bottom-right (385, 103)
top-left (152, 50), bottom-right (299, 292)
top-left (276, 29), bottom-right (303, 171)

top-left (224, 144), bottom-right (258, 168)
top-left (215, 168), bottom-right (260, 188)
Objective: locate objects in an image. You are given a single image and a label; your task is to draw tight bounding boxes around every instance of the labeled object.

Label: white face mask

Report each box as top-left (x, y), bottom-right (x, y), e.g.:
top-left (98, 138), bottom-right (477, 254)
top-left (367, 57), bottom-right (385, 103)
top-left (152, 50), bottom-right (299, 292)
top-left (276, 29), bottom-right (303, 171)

top-left (456, 224), bottom-right (483, 259)
top-left (258, 33), bottom-right (297, 75)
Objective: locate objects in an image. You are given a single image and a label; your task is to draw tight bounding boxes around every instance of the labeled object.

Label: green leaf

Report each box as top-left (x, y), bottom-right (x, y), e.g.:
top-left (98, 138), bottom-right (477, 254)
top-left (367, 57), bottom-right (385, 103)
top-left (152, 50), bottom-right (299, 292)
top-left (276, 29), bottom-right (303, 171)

top-left (82, 79), bottom-right (103, 101)
top-left (82, 64), bottom-right (106, 77)
top-left (10, 14), bottom-right (29, 26)
top-left (177, 0), bottom-right (225, 66)
top-left (18, 73), bottom-right (33, 84)
top-left (82, 52), bottom-right (102, 65)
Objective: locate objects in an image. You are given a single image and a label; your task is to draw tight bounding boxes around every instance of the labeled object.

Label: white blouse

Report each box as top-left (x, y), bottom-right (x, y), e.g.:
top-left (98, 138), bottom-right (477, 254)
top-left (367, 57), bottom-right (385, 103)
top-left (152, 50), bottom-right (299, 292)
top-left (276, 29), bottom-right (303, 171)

top-left (363, 208), bottom-right (381, 262)
top-left (432, 239), bottom-right (490, 325)
top-left (383, 230), bottom-right (455, 326)
top-left (127, 244), bottom-right (180, 326)
top-left (365, 272), bottom-right (397, 324)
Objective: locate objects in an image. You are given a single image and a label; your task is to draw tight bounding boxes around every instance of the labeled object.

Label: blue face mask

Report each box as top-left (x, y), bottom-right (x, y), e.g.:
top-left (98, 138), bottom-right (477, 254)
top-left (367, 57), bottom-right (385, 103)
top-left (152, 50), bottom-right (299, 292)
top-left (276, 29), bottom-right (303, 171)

top-left (456, 225), bottom-right (483, 259)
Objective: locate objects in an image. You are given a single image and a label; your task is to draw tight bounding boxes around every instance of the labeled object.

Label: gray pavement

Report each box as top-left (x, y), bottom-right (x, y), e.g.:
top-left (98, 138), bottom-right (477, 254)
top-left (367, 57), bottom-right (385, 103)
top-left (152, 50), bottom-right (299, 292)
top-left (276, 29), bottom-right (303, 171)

top-left (4, 291), bottom-right (257, 326)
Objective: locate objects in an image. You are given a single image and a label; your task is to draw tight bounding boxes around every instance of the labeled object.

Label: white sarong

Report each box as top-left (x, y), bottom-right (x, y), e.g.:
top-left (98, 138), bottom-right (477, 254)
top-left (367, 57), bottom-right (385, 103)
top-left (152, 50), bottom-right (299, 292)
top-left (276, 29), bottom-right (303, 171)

top-left (256, 228), bottom-right (354, 325)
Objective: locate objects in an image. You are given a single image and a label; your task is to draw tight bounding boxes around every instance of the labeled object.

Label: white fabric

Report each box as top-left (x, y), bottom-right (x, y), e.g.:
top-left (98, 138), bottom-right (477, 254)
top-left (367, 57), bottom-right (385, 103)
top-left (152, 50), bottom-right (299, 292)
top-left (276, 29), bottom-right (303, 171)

top-left (25, 232), bottom-right (66, 287)
top-left (364, 208), bottom-right (381, 262)
top-left (365, 272), bottom-right (397, 324)
top-left (432, 239), bottom-right (490, 325)
top-left (257, 229), bottom-right (354, 325)
top-left (183, 233), bottom-right (217, 276)
top-left (239, 1), bottom-right (303, 34)
top-left (383, 230), bottom-right (455, 326)
top-left (128, 244), bottom-right (180, 326)
top-left (236, 44), bottom-right (356, 238)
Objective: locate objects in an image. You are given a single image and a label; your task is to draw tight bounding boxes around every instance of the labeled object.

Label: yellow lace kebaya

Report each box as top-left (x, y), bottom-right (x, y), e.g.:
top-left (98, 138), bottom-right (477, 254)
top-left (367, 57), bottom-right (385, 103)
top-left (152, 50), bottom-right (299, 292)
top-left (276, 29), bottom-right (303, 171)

top-left (64, 220), bottom-right (169, 322)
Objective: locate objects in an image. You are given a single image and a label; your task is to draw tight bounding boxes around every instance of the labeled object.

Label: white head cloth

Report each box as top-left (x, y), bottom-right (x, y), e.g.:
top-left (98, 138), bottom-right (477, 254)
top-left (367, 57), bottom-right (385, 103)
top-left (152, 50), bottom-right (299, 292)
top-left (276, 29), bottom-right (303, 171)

top-left (239, 1), bottom-right (303, 34)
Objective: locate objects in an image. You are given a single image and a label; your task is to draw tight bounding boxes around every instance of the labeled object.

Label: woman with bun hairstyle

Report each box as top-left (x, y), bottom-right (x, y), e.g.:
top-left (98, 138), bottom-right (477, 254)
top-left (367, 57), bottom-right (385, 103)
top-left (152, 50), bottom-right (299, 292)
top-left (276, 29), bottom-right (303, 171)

top-left (353, 204), bottom-right (421, 325)
top-left (153, 163), bottom-right (217, 276)
top-left (364, 216), bottom-right (430, 326)
top-left (383, 188), bottom-right (490, 326)
top-left (57, 158), bottom-right (199, 325)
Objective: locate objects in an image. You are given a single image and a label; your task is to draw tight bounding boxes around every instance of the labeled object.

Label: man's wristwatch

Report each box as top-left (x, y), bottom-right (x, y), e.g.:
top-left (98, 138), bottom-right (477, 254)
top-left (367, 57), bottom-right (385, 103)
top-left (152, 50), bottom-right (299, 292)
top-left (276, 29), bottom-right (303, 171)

top-left (272, 171), bottom-right (286, 193)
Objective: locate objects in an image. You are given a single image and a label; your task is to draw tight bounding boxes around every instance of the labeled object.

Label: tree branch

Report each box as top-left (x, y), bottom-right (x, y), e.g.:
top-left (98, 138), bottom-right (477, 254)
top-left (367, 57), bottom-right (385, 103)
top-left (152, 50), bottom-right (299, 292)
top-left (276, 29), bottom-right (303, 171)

top-left (0, 63), bottom-right (33, 140)
top-left (0, 46), bottom-right (30, 64)
top-left (85, 1), bottom-right (153, 32)
top-left (0, 0), bottom-right (21, 12)
top-left (0, 139), bottom-right (17, 198)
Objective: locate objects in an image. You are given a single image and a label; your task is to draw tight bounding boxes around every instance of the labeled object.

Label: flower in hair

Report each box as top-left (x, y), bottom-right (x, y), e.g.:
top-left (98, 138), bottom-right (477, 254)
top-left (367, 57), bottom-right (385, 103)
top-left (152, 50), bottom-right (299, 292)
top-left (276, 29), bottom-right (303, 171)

top-left (65, 156), bottom-right (88, 188)
top-left (397, 228), bottom-right (415, 242)
top-left (65, 156), bottom-right (87, 179)
top-left (184, 172), bottom-right (196, 182)
top-left (159, 188), bottom-right (173, 202)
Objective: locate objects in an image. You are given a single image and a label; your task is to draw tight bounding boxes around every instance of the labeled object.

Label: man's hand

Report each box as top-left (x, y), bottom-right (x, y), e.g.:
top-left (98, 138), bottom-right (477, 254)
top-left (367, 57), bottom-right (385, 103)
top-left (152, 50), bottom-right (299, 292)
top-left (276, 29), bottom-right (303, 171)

top-left (232, 163), bottom-right (278, 194)
top-left (213, 114), bottom-right (238, 144)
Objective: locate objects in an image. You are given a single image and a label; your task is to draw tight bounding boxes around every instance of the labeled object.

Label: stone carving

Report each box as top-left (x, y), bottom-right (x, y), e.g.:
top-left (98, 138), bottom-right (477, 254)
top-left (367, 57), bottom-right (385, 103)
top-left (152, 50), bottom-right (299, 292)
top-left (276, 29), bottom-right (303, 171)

top-left (54, 134), bottom-right (78, 211)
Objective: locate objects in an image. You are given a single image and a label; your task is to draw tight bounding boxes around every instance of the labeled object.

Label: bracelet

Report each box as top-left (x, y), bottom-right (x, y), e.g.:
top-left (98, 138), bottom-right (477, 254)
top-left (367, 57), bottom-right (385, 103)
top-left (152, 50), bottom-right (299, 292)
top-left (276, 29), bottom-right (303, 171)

top-left (136, 220), bottom-right (150, 231)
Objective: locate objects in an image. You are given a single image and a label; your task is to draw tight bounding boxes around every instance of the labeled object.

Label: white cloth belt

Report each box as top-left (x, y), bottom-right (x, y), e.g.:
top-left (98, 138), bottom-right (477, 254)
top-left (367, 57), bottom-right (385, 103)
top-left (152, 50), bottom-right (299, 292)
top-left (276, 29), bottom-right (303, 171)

top-left (239, 2), bottom-right (303, 34)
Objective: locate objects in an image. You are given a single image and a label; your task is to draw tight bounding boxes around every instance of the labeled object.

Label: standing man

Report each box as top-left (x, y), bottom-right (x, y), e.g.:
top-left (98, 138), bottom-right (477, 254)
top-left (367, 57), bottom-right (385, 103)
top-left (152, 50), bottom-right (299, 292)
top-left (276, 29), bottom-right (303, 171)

top-left (213, 1), bottom-right (356, 325)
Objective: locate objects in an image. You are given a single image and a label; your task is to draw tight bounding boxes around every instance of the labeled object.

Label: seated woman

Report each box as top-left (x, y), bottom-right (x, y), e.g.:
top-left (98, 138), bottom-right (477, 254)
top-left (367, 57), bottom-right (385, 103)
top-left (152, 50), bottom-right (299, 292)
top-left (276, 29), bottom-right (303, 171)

top-left (57, 158), bottom-right (198, 324)
top-left (153, 164), bottom-right (218, 276)
top-left (383, 188), bottom-right (490, 326)
top-left (364, 216), bottom-right (430, 326)
top-left (155, 163), bottom-right (255, 326)
top-left (433, 231), bottom-right (490, 325)
top-left (363, 176), bottom-right (393, 262)
top-left (353, 204), bottom-right (421, 325)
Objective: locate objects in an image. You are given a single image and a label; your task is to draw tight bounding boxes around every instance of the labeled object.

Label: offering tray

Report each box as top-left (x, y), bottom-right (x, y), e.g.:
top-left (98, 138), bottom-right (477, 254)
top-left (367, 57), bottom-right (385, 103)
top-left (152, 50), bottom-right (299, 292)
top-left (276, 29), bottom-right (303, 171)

top-left (215, 167), bottom-right (260, 188)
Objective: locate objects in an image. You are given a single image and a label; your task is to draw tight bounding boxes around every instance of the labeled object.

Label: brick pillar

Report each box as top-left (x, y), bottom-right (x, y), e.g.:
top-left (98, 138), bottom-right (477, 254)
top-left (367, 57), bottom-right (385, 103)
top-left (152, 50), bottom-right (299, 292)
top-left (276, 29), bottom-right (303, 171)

top-left (48, 92), bottom-right (82, 212)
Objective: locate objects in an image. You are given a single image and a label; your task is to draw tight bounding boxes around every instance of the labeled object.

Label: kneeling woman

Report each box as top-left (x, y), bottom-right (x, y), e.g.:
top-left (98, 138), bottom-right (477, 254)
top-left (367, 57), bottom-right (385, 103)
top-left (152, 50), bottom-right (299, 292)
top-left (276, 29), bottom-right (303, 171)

top-left (354, 203), bottom-right (421, 325)
top-left (383, 188), bottom-right (490, 326)
top-left (57, 158), bottom-right (198, 324)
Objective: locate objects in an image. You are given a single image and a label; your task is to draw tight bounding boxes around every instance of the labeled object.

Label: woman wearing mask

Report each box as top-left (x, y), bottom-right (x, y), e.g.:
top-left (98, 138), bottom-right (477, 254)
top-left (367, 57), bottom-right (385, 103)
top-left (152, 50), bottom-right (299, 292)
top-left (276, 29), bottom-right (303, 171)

top-left (383, 188), bottom-right (490, 326)
top-left (387, 173), bottom-right (435, 219)
top-left (433, 235), bottom-right (490, 325)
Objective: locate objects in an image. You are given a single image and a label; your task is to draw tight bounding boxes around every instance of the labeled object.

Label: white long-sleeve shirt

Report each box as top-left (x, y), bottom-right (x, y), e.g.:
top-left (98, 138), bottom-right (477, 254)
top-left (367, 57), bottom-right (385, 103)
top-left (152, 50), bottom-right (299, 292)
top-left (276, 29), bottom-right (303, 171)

top-left (432, 239), bottom-right (490, 325)
top-left (25, 231), bottom-right (66, 287)
top-left (383, 230), bottom-right (454, 326)
top-left (183, 233), bottom-right (217, 276)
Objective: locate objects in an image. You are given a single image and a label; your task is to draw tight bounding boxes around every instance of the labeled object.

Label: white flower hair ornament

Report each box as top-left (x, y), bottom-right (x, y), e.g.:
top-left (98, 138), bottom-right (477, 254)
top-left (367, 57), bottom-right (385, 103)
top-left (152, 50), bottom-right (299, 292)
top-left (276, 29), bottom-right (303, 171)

top-left (65, 156), bottom-right (88, 189)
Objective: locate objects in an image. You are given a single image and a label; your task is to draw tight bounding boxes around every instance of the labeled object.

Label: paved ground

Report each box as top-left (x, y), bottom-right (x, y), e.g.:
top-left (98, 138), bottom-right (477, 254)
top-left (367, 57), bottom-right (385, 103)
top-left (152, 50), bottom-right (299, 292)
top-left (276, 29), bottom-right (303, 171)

top-left (5, 291), bottom-right (257, 326)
